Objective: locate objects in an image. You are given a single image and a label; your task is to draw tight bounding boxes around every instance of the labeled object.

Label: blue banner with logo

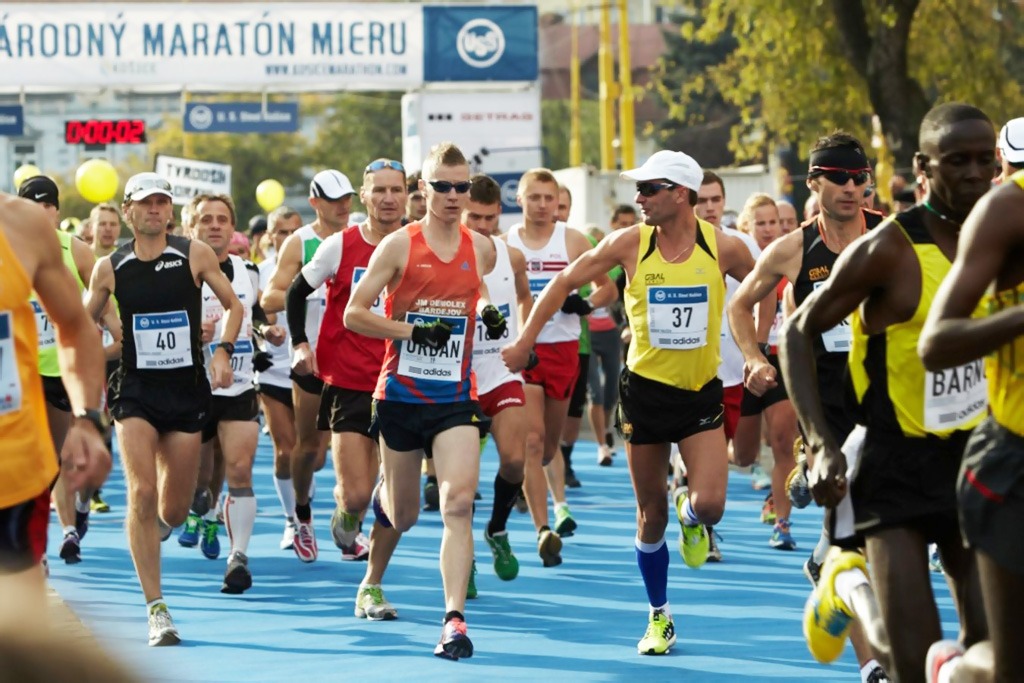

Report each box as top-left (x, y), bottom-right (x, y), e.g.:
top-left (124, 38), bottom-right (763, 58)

top-left (490, 172), bottom-right (523, 215)
top-left (184, 102), bottom-right (299, 134)
top-left (0, 106), bottom-right (24, 136)
top-left (423, 6), bottom-right (538, 82)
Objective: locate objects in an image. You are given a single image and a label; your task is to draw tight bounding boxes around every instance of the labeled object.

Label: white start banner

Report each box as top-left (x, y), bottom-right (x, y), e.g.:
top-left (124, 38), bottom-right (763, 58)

top-left (154, 154), bottom-right (231, 206)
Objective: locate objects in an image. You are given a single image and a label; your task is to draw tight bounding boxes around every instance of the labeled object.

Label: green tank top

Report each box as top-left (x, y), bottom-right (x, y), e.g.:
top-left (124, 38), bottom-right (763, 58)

top-left (34, 231), bottom-right (85, 377)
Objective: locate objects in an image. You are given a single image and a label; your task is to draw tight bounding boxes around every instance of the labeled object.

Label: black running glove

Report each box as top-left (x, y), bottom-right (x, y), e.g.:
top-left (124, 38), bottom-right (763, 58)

top-left (410, 319), bottom-right (453, 349)
top-left (560, 293), bottom-right (593, 316)
top-left (480, 305), bottom-right (507, 340)
top-left (253, 351), bottom-right (273, 373)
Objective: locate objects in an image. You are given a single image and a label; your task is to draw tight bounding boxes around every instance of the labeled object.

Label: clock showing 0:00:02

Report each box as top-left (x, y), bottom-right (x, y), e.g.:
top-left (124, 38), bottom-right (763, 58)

top-left (65, 119), bottom-right (147, 145)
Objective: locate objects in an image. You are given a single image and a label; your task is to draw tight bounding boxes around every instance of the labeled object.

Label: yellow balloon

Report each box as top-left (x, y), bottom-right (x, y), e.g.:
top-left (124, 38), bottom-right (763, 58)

top-left (255, 179), bottom-right (285, 212)
top-left (75, 159), bottom-right (119, 203)
top-left (13, 164), bottom-right (42, 190)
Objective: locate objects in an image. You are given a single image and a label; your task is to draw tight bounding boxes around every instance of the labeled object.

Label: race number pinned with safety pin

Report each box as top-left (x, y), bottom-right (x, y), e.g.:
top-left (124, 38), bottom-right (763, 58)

top-left (398, 314), bottom-right (467, 381)
top-left (647, 285), bottom-right (709, 350)
top-left (0, 312), bottom-right (23, 415)
top-left (133, 311), bottom-right (193, 369)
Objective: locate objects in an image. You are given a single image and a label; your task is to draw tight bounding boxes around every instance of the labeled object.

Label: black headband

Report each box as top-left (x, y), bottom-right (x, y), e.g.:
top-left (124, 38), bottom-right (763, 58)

top-left (808, 145), bottom-right (870, 172)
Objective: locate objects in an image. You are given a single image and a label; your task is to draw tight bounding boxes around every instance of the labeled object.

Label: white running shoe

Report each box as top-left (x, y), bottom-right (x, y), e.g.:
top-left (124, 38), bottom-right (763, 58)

top-left (280, 518), bottom-right (296, 551)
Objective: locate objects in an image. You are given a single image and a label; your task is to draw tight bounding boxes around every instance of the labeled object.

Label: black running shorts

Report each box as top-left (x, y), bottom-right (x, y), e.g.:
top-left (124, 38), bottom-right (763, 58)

top-left (256, 382), bottom-right (294, 411)
top-left (566, 354), bottom-right (590, 419)
top-left (371, 399), bottom-right (489, 457)
top-left (108, 368), bottom-right (211, 435)
top-left (318, 384), bottom-right (373, 437)
top-left (290, 370), bottom-right (324, 397)
top-left (201, 390), bottom-right (260, 443)
top-left (41, 375), bottom-right (71, 412)
top-left (739, 355), bottom-right (789, 416)
top-left (616, 369), bottom-right (723, 445)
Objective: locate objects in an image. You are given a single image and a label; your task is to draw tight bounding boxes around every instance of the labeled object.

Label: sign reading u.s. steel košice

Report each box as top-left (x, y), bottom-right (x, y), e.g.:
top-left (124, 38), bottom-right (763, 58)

top-left (0, 3), bottom-right (424, 90)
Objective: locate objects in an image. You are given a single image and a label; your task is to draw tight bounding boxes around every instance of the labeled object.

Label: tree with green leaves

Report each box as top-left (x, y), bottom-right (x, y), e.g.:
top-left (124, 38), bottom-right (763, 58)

top-left (657, 0), bottom-right (1024, 169)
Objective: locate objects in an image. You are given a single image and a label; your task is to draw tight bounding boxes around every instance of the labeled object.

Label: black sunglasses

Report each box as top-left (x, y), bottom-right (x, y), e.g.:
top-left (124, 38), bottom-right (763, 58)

top-left (428, 180), bottom-right (472, 194)
top-left (810, 166), bottom-right (872, 186)
top-left (365, 159), bottom-right (405, 173)
top-left (636, 181), bottom-right (677, 197)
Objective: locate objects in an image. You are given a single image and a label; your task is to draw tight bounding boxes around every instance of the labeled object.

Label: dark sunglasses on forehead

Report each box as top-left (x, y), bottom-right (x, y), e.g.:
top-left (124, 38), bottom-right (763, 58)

top-left (124, 176), bottom-right (172, 199)
top-left (365, 159), bottom-right (405, 173)
top-left (427, 180), bottom-right (472, 194)
top-left (636, 181), bottom-right (677, 197)
top-left (810, 166), bottom-right (872, 186)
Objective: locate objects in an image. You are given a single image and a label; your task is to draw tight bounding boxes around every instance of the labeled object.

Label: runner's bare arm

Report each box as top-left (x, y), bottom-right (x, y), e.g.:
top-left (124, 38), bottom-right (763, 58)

top-left (260, 233), bottom-right (303, 314)
top-left (192, 241), bottom-right (243, 389)
top-left (920, 186), bottom-right (1024, 370)
top-left (70, 235), bottom-right (97, 288)
top-left (84, 257), bottom-right (114, 323)
top-left (344, 232), bottom-right (415, 340)
top-left (566, 229), bottom-right (616, 307)
top-left (507, 245), bottom-right (534, 325)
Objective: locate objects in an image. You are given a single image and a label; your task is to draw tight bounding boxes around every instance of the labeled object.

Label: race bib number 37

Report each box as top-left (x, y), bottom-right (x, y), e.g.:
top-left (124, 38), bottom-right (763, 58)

top-left (647, 285), bottom-right (709, 350)
top-left (924, 358), bottom-right (988, 431)
top-left (398, 314), bottom-right (467, 382)
top-left (133, 311), bottom-right (193, 370)
top-left (0, 312), bottom-right (23, 415)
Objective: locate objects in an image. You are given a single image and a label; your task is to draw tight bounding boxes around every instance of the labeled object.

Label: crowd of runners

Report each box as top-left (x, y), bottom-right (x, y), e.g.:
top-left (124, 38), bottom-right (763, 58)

top-left (1, 105), bottom-right (1022, 682)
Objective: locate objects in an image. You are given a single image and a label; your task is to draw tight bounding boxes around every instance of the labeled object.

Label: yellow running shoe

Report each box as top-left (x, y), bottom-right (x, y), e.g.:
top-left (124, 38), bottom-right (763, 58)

top-left (803, 546), bottom-right (867, 663)
top-left (637, 609), bottom-right (676, 655)
top-left (675, 493), bottom-right (708, 567)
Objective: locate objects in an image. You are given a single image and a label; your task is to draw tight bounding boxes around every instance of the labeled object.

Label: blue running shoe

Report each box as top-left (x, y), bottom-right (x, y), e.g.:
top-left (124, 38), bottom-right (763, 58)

top-left (769, 518), bottom-right (797, 550)
top-left (200, 519), bottom-right (221, 560)
top-left (178, 513), bottom-right (200, 547)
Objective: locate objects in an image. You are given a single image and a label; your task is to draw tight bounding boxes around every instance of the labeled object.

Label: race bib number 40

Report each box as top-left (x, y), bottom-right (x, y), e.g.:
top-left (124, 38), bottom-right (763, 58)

top-left (133, 311), bottom-right (193, 369)
top-left (353, 267), bottom-right (385, 316)
top-left (647, 285), bottom-right (709, 350)
top-left (32, 299), bottom-right (55, 349)
top-left (0, 312), bottom-right (23, 415)
top-left (924, 358), bottom-right (988, 431)
top-left (398, 314), bottom-right (467, 382)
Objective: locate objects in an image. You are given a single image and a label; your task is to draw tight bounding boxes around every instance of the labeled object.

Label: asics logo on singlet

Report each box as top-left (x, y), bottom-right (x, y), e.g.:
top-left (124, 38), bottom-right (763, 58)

top-left (155, 259), bottom-right (184, 272)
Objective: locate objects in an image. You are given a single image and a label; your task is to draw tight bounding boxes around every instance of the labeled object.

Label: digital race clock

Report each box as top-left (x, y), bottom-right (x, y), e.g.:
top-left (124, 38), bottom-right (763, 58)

top-left (65, 119), bottom-right (147, 145)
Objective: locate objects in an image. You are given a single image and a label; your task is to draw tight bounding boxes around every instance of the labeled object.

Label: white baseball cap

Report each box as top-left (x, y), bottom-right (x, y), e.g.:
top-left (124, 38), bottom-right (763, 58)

top-left (998, 117), bottom-right (1024, 165)
top-left (621, 150), bottom-right (704, 192)
top-left (309, 169), bottom-right (354, 200)
top-left (124, 172), bottom-right (173, 202)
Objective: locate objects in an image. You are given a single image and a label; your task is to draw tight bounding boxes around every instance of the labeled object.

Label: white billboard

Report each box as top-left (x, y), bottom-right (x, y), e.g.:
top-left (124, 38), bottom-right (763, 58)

top-left (402, 88), bottom-right (542, 228)
top-left (154, 154), bottom-right (231, 206)
top-left (0, 4), bottom-right (423, 91)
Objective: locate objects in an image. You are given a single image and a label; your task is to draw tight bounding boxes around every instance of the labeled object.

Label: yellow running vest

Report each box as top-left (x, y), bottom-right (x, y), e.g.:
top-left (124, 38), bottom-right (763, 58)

top-left (849, 209), bottom-right (987, 438)
top-left (985, 170), bottom-right (1024, 436)
top-left (625, 220), bottom-right (724, 391)
top-left (0, 224), bottom-right (59, 507)
top-left (32, 230), bottom-right (85, 377)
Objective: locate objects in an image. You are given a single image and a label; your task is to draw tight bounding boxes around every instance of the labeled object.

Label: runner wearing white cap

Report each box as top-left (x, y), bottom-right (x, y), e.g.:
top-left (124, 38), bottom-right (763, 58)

top-left (261, 170), bottom-right (355, 563)
top-left (996, 116), bottom-right (1024, 183)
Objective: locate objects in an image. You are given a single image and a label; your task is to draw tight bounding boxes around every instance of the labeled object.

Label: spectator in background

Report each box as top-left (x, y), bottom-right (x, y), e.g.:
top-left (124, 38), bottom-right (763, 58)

top-left (248, 216), bottom-right (268, 263)
top-left (996, 116), bottom-right (1024, 183)
top-left (404, 171), bottom-right (426, 222)
top-left (803, 194), bottom-right (819, 221)
top-left (775, 200), bottom-right (798, 234)
top-left (228, 231), bottom-right (251, 259)
top-left (611, 204), bottom-right (638, 229)
top-left (90, 203), bottom-right (122, 258)
top-left (721, 209), bottom-right (739, 230)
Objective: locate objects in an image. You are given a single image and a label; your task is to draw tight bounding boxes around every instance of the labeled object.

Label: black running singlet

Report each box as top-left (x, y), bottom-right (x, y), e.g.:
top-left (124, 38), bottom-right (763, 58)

top-left (110, 234), bottom-right (204, 379)
top-left (792, 209), bottom-right (884, 442)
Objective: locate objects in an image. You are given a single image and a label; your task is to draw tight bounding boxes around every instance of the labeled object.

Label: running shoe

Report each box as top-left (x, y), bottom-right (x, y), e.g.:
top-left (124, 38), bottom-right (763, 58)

top-left (354, 584), bottom-right (398, 621)
top-left (803, 546), bottom-right (866, 663)
top-left (513, 491), bottom-right (529, 513)
top-left (280, 518), bottom-right (296, 551)
top-left (74, 509), bottom-right (89, 540)
top-left (59, 529), bottom-right (81, 565)
top-left (675, 494), bottom-right (708, 568)
top-left (90, 490), bottom-right (110, 513)
top-left (706, 526), bottom-right (723, 562)
top-left (434, 617), bottom-right (473, 660)
top-left (769, 519), bottom-right (797, 550)
top-left (565, 467), bottom-right (582, 488)
top-left (760, 492), bottom-right (777, 525)
top-left (200, 520), bottom-right (221, 560)
top-left (466, 560), bottom-right (478, 599)
top-left (804, 555), bottom-right (822, 586)
top-left (750, 462), bottom-right (772, 490)
top-left (422, 478), bottom-right (440, 512)
top-left (178, 512), bottom-right (201, 547)
top-left (340, 532), bottom-right (370, 561)
top-left (787, 461), bottom-right (813, 509)
top-left (221, 551), bottom-right (252, 595)
top-left (929, 544), bottom-right (944, 574)
top-left (537, 528), bottom-right (563, 567)
top-left (484, 528), bottom-right (519, 581)
top-left (148, 603), bottom-right (180, 647)
top-left (867, 665), bottom-right (892, 683)
top-left (331, 506), bottom-right (360, 550)
top-left (292, 518), bottom-right (318, 563)
top-left (554, 505), bottom-right (577, 537)
top-left (637, 609), bottom-right (676, 655)
top-left (597, 444), bottom-right (613, 467)
top-left (926, 640), bottom-right (963, 683)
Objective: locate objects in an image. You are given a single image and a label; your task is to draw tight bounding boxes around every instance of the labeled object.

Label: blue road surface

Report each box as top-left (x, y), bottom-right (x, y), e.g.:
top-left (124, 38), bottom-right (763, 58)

top-left (49, 434), bottom-right (960, 682)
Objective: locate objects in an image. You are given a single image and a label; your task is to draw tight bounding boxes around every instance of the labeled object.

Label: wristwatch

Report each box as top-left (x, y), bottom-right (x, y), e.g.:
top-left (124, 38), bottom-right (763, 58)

top-left (217, 341), bottom-right (236, 357)
top-left (758, 342), bottom-right (772, 357)
top-left (73, 408), bottom-right (109, 433)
